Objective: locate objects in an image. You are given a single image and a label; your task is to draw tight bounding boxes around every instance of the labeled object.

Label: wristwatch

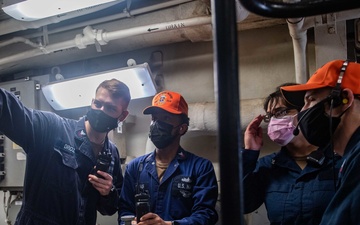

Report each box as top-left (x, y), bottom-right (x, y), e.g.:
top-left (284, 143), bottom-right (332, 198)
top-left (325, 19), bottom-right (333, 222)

top-left (171, 221), bottom-right (178, 225)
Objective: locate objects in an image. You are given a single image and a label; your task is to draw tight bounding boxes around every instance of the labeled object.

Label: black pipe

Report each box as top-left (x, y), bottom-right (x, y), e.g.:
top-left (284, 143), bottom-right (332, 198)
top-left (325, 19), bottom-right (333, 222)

top-left (239, 0), bottom-right (360, 18)
top-left (211, 0), bottom-right (244, 225)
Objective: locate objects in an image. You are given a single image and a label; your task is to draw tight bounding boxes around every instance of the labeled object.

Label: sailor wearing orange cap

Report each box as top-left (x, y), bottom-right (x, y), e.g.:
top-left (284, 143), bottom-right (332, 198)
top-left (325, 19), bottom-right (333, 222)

top-left (281, 60), bottom-right (360, 225)
top-left (119, 91), bottom-right (219, 225)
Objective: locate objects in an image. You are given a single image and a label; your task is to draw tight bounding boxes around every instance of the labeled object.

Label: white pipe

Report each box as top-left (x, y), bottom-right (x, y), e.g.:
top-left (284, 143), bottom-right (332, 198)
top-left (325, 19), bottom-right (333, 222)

top-left (287, 18), bottom-right (308, 84)
top-left (0, 40), bottom-right (75, 65)
top-left (0, 0), bottom-right (197, 51)
top-left (235, 0), bottom-right (249, 22)
top-left (0, 0), bottom-right (248, 68)
top-left (42, 0), bottom-right (194, 38)
top-left (102, 17), bottom-right (212, 42)
top-left (0, 0), bottom-right (194, 38)
top-left (0, 37), bottom-right (39, 48)
top-left (0, 16), bottom-right (212, 66)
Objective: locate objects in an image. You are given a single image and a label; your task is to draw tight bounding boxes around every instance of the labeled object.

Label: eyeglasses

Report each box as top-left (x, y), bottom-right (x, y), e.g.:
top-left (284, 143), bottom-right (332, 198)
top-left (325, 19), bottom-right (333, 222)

top-left (263, 107), bottom-right (292, 123)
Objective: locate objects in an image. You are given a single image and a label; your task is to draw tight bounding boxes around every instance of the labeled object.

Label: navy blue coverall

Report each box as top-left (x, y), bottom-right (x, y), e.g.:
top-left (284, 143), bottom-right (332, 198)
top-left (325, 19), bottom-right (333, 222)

top-left (319, 127), bottom-right (360, 225)
top-left (243, 147), bottom-right (342, 225)
top-left (0, 88), bottom-right (123, 225)
top-left (119, 147), bottom-right (218, 225)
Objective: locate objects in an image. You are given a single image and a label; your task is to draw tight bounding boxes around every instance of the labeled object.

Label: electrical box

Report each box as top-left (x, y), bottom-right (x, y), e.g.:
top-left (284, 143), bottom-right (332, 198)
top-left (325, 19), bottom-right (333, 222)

top-left (0, 79), bottom-right (37, 191)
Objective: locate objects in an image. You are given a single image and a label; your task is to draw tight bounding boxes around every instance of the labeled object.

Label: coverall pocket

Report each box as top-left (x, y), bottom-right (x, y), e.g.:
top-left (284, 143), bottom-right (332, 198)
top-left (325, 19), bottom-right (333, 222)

top-left (311, 181), bottom-right (336, 214)
top-left (43, 144), bottom-right (78, 194)
top-left (170, 175), bottom-right (193, 219)
top-left (264, 183), bottom-right (291, 222)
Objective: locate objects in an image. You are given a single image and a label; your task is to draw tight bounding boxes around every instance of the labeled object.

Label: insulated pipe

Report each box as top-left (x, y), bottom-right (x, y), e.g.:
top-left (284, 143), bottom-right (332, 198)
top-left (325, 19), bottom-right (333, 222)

top-left (0, 16), bottom-right (212, 66)
top-left (287, 18), bottom-right (308, 84)
top-left (188, 99), bottom-right (266, 133)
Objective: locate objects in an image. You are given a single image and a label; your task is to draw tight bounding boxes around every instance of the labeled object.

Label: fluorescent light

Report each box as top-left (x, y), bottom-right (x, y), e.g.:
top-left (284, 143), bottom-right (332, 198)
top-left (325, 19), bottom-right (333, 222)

top-left (2, 0), bottom-right (120, 21)
top-left (41, 63), bottom-right (157, 110)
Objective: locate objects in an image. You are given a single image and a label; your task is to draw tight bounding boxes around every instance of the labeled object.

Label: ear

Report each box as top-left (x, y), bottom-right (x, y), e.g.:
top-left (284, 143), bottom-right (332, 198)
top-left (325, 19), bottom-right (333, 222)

top-left (118, 110), bottom-right (129, 122)
top-left (341, 88), bottom-right (354, 107)
top-left (179, 124), bottom-right (188, 135)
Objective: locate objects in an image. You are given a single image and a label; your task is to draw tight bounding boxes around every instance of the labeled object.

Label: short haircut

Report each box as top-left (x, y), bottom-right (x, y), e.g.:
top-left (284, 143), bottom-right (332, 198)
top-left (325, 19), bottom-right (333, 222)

top-left (96, 79), bottom-right (131, 107)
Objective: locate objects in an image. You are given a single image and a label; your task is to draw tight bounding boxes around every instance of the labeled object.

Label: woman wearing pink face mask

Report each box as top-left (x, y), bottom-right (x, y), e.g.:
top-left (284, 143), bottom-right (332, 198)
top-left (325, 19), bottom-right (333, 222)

top-left (242, 83), bottom-right (343, 225)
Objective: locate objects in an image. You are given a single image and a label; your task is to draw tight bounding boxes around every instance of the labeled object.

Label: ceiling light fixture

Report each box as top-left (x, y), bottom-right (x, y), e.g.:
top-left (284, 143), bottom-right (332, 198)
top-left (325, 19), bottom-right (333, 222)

top-left (2, 0), bottom-right (121, 21)
top-left (41, 63), bottom-right (157, 110)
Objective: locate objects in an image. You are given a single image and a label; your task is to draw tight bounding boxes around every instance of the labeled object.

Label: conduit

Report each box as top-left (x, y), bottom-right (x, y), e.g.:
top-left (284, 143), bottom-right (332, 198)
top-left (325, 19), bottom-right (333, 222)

top-left (0, 37), bottom-right (39, 49)
top-left (0, 16), bottom-right (212, 66)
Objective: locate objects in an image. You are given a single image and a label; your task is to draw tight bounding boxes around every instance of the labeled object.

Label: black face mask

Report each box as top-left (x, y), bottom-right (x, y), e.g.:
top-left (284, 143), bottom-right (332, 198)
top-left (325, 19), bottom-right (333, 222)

top-left (149, 120), bottom-right (178, 149)
top-left (87, 108), bottom-right (118, 133)
top-left (297, 100), bottom-right (341, 147)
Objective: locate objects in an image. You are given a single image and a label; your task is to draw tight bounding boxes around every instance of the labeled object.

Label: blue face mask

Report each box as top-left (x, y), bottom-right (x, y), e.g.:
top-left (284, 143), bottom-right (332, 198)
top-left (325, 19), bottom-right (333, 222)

top-left (87, 108), bottom-right (118, 133)
top-left (149, 120), bottom-right (177, 149)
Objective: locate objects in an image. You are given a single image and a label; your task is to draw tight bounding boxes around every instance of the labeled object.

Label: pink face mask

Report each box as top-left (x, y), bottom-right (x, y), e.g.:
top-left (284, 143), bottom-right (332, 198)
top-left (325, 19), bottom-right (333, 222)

top-left (267, 115), bottom-right (296, 146)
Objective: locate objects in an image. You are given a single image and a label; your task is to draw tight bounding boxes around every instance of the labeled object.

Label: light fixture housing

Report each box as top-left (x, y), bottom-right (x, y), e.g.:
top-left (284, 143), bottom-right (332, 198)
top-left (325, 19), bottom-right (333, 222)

top-left (42, 63), bottom-right (157, 110)
top-left (2, 0), bottom-right (120, 21)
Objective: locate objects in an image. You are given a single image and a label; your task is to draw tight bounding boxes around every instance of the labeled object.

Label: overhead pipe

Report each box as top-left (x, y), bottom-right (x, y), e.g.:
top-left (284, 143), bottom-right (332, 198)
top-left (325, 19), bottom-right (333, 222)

top-left (0, 37), bottom-right (39, 49)
top-left (17, 0), bottom-right (195, 40)
top-left (102, 17), bottom-right (211, 42)
top-left (0, 16), bottom-right (212, 66)
top-left (0, 0), bottom-right (251, 70)
top-left (0, 0), bottom-right (251, 55)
